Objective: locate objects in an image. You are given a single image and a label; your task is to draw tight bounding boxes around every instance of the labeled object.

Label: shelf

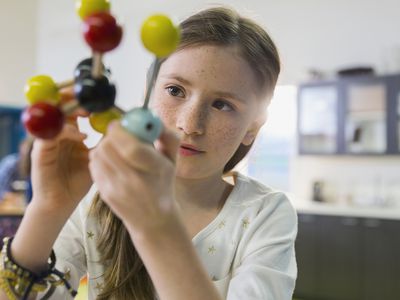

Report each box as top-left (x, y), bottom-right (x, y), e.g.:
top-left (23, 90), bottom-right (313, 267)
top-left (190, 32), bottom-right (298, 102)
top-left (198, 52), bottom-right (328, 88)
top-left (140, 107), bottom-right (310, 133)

top-left (294, 201), bottom-right (400, 220)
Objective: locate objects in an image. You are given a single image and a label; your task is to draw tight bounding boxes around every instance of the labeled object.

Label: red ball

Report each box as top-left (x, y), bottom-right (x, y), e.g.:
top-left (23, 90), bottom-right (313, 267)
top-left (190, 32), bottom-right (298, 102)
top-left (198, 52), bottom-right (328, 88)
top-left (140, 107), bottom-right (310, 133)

top-left (83, 12), bottom-right (123, 53)
top-left (22, 102), bottom-right (64, 139)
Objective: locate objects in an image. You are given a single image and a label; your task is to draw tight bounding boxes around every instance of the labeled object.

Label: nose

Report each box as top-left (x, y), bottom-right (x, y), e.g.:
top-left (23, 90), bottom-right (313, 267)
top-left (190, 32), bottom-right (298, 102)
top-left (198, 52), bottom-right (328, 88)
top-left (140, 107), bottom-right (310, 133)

top-left (176, 101), bottom-right (207, 136)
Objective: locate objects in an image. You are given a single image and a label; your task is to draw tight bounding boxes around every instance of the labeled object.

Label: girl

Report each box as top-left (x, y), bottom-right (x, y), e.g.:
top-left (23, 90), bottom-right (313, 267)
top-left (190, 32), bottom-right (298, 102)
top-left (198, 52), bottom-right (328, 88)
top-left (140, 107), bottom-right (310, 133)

top-left (0, 6), bottom-right (297, 300)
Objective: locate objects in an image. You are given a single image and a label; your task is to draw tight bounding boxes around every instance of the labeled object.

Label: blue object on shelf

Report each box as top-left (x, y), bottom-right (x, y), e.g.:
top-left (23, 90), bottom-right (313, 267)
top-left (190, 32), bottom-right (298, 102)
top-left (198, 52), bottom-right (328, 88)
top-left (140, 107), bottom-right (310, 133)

top-left (0, 106), bottom-right (25, 160)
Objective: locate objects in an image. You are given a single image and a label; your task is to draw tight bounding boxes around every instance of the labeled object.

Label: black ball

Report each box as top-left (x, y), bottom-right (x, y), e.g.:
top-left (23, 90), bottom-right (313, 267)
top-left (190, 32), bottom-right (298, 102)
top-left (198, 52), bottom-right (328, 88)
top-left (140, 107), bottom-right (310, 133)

top-left (74, 75), bottom-right (116, 112)
top-left (74, 58), bottom-right (111, 81)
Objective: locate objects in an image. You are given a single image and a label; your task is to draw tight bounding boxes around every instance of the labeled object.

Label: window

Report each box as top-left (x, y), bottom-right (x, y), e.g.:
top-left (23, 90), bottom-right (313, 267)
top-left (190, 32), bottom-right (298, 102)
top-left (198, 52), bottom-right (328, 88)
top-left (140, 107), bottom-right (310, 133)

top-left (238, 86), bottom-right (297, 191)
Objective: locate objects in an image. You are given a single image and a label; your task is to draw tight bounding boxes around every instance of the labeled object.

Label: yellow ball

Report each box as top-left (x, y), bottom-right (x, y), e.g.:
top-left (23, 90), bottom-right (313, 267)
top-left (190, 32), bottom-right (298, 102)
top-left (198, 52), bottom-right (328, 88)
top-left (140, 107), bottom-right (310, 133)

top-left (24, 75), bottom-right (60, 105)
top-left (89, 108), bottom-right (122, 134)
top-left (76, 0), bottom-right (110, 20)
top-left (141, 14), bottom-right (180, 58)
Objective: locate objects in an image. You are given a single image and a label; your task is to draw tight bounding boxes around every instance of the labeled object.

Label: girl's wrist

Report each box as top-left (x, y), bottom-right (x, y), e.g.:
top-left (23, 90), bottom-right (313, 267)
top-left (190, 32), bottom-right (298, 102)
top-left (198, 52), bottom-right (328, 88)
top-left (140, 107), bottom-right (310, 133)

top-left (11, 200), bottom-right (75, 273)
top-left (29, 196), bottom-right (77, 220)
top-left (127, 209), bottom-right (184, 244)
top-left (119, 196), bottom-right (180, 240)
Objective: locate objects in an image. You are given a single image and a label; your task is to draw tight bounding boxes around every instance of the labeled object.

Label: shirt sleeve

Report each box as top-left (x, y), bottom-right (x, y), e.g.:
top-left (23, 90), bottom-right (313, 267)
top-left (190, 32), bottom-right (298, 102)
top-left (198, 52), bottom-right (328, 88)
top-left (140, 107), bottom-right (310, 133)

top-left (38, 205), bottom-right (87, 299)
top-left (227, 193), bottom-right (298, 300)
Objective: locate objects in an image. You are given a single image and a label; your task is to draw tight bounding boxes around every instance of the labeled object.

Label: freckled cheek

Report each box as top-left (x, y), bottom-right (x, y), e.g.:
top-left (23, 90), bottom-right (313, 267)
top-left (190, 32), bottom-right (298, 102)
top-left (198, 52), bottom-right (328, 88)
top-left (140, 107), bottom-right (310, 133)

top-left (153, 103), bottom-right (178, 127)
top-left (208, 124), bottom-right (245, 154)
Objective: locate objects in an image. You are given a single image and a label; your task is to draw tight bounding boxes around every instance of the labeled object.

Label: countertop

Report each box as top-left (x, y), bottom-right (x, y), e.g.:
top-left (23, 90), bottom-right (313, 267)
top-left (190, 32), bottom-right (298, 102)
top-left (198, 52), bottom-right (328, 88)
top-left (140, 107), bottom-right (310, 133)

top-left (2, 195), bottom-right (400, 220)
top-left (293, 200), bottom-right (400, 220)
top-left (0, 207), bottom-right (24, 216)
top-left (0, 193), bottom-right (26, 216)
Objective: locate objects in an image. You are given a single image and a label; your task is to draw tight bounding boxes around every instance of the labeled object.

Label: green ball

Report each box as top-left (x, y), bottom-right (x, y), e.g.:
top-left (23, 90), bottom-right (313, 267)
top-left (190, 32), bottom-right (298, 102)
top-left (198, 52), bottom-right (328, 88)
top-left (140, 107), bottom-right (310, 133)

top-left (121, 108), bottom-right (163, 143)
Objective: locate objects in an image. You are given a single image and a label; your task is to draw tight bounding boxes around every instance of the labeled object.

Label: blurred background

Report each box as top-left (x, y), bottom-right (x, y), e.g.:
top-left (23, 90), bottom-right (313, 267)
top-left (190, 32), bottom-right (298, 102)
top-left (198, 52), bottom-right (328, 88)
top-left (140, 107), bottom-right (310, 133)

top-left (0, 1), bottom-right (400, 299)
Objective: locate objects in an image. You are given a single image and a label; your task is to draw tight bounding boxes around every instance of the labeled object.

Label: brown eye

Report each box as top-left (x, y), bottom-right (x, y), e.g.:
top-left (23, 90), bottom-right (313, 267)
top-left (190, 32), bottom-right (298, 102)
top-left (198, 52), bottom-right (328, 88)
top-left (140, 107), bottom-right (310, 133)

top-left (167, 86), bottom-right (185, 97)
top-left (213, 100), bottom-right (234, 111)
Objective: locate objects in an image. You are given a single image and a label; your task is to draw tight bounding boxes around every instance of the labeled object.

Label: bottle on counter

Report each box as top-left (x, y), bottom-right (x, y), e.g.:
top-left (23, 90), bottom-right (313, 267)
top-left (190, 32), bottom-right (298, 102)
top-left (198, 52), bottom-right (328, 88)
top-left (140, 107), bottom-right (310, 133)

top-left (312, 181), bottom-right (325, 202)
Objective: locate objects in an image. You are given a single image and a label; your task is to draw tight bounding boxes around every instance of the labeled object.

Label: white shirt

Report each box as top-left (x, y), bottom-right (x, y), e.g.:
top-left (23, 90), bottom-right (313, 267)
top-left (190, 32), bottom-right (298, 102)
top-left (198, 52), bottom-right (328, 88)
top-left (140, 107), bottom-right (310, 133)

top-left (45, 172), bottom-right (298, 299)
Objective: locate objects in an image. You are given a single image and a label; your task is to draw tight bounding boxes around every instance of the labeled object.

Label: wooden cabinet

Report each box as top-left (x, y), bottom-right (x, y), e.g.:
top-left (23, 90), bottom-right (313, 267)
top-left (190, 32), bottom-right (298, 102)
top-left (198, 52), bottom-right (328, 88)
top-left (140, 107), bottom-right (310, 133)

top-left (363, 218), bottom-right (400, 300)
top-left (294, 213), bottom-right (400, 300)
top-left (317, 216), bottom-right (362, 300)
top-left (295, 214), bottom-right (318, 297)
top-left (297, 74), bottom-right (400, 155)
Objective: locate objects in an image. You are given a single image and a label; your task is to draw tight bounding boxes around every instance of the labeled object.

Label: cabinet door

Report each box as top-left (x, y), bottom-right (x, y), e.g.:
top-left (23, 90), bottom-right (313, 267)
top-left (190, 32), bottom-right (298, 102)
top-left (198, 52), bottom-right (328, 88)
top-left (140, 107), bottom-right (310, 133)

top-left (298, 84), bottom-right (339, 154)
top-left (396, 86), bottom-right (400, 153)
top-left (294, 214), bottom-right (318, 298)
top-left (344, 79), bottom-right (387, 154)
top-left (363, 218), bottom-right (400, 299)
top-left (386, 74), bottom-right (400, 153)
top-left (316, 216), bottom-right (363, 300)
top-left (397, 86), bottom-right (400, 153)
top-left (298, 73), bottom-right (400, 156)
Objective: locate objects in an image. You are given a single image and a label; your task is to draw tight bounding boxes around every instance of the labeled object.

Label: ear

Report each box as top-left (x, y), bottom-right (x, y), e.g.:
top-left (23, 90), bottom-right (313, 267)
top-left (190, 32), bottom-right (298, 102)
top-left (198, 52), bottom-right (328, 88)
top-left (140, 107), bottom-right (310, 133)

top-left (241, 110), bottom-right (268, 146)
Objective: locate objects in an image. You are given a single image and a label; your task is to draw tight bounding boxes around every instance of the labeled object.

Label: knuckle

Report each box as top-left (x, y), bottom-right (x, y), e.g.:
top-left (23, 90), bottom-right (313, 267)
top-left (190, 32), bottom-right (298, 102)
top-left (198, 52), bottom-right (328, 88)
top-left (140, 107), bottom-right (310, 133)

top-left (124, 144), bottom-right (148, 160)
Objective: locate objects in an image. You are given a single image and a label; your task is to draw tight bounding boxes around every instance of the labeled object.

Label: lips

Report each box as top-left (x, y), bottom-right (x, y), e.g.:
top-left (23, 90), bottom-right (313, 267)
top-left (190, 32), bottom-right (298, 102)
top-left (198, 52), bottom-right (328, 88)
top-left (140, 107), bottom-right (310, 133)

top-left (179, 143), bottom-right (205, 156)
top-left (180, 143), bottom-right (204, 152)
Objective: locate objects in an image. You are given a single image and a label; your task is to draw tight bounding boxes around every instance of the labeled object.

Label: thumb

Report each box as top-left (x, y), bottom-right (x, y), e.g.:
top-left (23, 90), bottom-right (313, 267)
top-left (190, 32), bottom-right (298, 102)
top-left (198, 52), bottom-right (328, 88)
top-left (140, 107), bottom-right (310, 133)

top-left (155, 126), bottom-right (182, 163)
top-left (59, 86), bottom-right (90, 124)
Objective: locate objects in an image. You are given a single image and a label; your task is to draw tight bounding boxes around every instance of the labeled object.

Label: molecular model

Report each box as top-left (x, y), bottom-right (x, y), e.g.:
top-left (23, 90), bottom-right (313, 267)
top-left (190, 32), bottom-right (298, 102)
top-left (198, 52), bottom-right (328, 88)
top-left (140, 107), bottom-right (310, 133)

top-left (22, 0), bottom-right (180, 143)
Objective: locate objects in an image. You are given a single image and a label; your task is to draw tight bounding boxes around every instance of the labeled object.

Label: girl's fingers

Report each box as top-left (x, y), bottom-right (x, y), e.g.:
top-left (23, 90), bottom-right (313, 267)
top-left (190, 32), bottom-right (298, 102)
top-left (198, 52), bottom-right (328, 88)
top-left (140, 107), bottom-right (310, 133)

top-left (155, 126), bottom-right (182, 164)
top-left (55, 123), bottom-right (87, 143)
top-left (59, 86), bottom-right (90, 124)
top-left (59, 86), bottom-right (75, 102)
top-left (94, 121), bottom-right (180, 175)
top-left (89, 141), bottom-right (143, 204)
top-left (34, 124), bottom-right (87, 151)
top-left (106, 123), bottom-right (166, 173)
top-left (90, 138), bottom-right (135, 181)
top-left (89, 151), bottom-right (116, 201)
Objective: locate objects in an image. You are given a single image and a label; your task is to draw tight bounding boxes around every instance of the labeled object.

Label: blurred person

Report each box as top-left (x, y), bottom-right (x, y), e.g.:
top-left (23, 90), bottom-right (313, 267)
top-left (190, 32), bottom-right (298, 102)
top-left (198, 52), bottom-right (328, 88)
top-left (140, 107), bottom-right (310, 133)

top-left (0, 138), bottom-right (32, 202)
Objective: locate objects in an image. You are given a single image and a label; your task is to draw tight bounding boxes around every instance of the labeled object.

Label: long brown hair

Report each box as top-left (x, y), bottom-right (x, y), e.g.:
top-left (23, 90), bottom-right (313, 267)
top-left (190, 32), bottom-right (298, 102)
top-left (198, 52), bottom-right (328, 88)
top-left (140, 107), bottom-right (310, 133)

top-left (91, 6), bottom-right (280, 299)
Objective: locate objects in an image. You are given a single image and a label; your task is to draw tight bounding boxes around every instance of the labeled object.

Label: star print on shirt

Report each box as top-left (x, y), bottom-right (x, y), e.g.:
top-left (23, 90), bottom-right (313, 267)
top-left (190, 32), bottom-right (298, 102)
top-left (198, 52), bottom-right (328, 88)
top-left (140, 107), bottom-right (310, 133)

top-left (64, 268), bottom-right (71, 280)
top-left (208, 246), bottom-right (216, 254)
top-left (242, 217), bottom-right (250, 229)
top-left (87, 231), bottom-right (95, 239)
top-left (218, 220), bottom-right (226, 229)
top-left (95, 282), bottom-right (104, 292)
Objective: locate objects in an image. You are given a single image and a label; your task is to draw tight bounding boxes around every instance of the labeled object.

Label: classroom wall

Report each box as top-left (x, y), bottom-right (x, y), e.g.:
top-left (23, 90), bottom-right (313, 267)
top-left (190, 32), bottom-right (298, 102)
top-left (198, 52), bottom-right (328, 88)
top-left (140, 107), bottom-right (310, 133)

top-left (34, 0), bottom-right (400, 203)
top-left (2, 0), bottom-right (400, 202)
top-left (290, 156), bottom-right (400, 205)
top-left (2, 0), bottom-right (399, 108)
top-left (0, 0), bottom-right (38, 106)
top-left (34, 0), bottom-right (400, 109)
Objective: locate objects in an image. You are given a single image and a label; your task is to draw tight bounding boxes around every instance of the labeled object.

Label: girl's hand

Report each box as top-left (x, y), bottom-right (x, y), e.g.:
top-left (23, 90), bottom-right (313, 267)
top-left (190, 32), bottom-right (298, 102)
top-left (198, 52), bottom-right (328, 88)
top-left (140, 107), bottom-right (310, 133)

top-left (88, 121), bottom-right (181, 236)
top-left (30, 87), bottom-right (92, 212)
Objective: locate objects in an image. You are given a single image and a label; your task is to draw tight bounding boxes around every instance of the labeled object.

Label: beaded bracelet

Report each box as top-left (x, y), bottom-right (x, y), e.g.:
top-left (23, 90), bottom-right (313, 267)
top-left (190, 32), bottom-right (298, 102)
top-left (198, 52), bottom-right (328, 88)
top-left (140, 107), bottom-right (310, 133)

top-left (0, 237), bottom-right (77, 300)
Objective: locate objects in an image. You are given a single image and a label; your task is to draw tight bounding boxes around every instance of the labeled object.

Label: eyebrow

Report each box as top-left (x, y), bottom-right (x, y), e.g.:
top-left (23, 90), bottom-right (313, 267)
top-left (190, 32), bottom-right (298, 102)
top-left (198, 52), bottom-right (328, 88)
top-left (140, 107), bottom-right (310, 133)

top-left (213, 91), bottom-right (246, 104)
top-left (160, 74), bottom-right (192, 86)
top-left (160, 74), bottom-right (247, 104)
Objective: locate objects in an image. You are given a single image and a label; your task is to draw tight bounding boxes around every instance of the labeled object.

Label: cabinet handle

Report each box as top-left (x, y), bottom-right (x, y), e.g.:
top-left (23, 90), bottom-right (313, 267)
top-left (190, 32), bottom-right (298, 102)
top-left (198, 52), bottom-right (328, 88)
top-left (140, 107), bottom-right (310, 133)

top-left (341, 218), bottom-right (359, 226)
top-left (364, 219), bottom-right (381, 228)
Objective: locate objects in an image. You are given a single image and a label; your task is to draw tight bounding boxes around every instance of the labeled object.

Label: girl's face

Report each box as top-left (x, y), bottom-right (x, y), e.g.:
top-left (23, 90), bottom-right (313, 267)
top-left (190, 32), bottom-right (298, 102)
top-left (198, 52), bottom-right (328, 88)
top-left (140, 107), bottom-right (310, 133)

top-left (153, 45), bottom-right (266, 179)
